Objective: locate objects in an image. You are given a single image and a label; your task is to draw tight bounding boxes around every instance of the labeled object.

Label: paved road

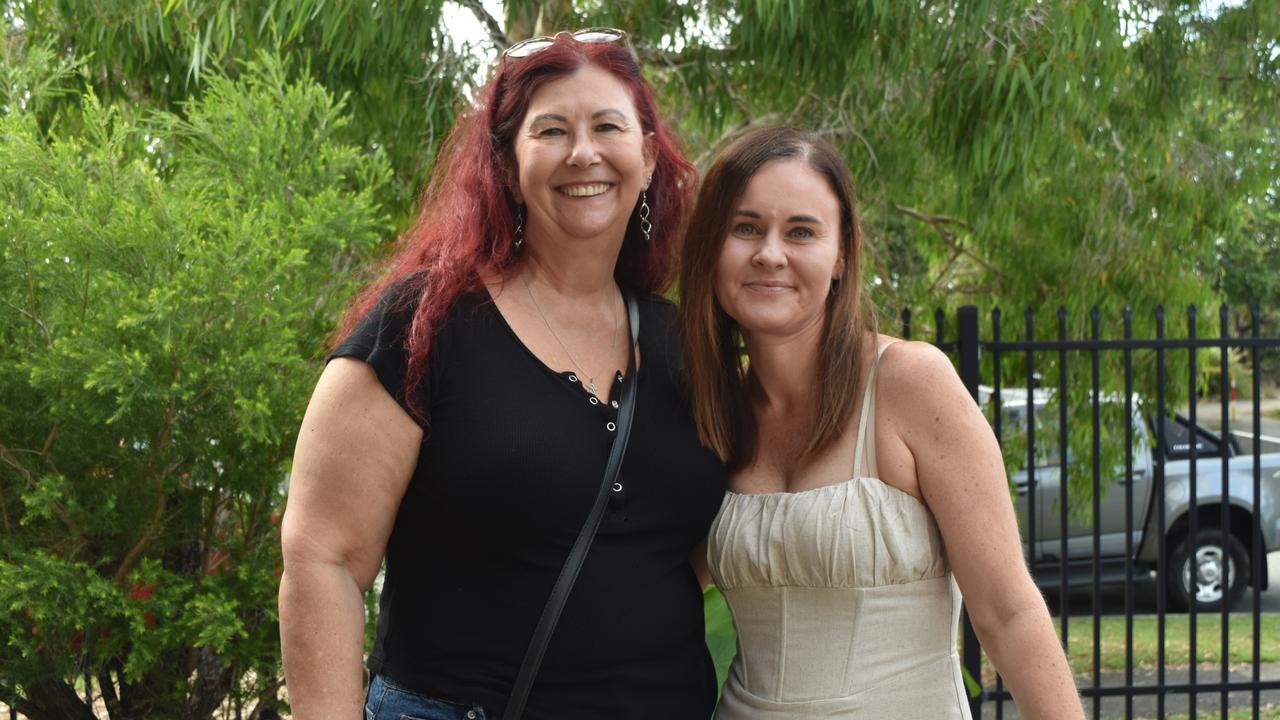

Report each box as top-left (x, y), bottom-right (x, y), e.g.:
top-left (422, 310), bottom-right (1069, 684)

top-left (1192, 397), bottom-right (1280, 455)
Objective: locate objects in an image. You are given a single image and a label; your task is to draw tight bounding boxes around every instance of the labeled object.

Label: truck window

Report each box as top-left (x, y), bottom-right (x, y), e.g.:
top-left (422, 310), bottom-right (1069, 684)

top-left (1001, 405), bottom-right (1063, 469)
top-left (1159, 415), bottom-right (1233, 460)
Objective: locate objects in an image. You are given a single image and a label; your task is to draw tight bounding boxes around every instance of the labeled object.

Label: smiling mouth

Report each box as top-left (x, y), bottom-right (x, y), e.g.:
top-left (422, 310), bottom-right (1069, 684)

top-left (559, 183), bottom-right (613, 198)
top-left (744, 282), bottom-right (792, 293)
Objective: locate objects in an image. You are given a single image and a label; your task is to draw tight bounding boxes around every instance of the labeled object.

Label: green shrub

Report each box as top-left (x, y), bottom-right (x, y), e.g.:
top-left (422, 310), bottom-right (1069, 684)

top-left (0, 52), bottom-right (390, 719)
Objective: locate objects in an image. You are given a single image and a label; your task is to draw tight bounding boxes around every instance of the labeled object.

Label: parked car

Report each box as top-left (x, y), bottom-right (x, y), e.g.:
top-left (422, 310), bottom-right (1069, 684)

top-left (987, 387), bottom-right (1280, 612)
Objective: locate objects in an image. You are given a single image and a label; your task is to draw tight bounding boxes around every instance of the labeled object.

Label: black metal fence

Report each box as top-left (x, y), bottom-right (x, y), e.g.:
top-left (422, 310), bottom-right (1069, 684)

top-left (910, 304), bottom-right (1280, 719)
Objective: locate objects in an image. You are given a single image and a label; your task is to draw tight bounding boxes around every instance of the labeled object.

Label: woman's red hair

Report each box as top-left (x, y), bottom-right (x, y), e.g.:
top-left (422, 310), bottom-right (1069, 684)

top-left (334, 34), bottom-right (696, 422)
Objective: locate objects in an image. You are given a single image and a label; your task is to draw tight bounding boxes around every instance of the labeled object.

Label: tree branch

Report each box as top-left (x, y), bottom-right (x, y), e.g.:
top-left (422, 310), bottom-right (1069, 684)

top-left (246, 675), bottom-right (285, 720)
top-left (113, 487), bottom-right (166, 585)
top-left (893, 204), bottom-right (972, 231)
top-left (926, 246), bottom-right (966, 296)
top-left (453, 0), bottom-right (509, 52)
top-left (0, 440), bottom-right (79, 534)
top-left (0, 442), bottom-right (34, 485)
top-left (2, 298), bottom-right (53, 346)
top-left (114, 365), bottom-right (186, 583)
top-left (893, 203), bottom-right (1003, 281)
top-left (0, 440), bottom-right (30, 530)
top-left (41, 424), bottom-right (60, 455)
top-left (0, 476), bottom-right (10, 533)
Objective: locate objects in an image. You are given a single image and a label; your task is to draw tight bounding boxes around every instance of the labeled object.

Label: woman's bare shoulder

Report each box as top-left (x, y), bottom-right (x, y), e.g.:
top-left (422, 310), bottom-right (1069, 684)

top-left (875, 337), bottom-right (979, 428)
top-left (876, 336), bottom-right (957, 382)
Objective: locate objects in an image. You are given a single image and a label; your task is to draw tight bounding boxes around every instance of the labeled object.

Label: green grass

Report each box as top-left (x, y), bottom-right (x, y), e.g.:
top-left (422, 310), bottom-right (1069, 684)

top-left (975, 614), bottom-right (1279, 687)
top-left (1051, 614), bottom-right (1279, 675)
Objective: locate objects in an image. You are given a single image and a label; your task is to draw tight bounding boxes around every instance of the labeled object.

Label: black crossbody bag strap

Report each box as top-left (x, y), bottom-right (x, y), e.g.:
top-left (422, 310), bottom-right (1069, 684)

top-left (501, 291), bottom-right (641, 720)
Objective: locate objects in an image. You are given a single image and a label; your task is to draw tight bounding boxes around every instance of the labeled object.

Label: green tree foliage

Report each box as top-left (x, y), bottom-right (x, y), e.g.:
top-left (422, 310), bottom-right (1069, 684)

top-left (1217, 187), bottom-right (1280, 376)
top-left (0, 51), bottom-right (390, 717)
top-left (7, 0), bottom-right (472, 214)
top-left (10, 1), bottom-right (1274, 344)
top-left (16, 0), bottom-right (1271, 348)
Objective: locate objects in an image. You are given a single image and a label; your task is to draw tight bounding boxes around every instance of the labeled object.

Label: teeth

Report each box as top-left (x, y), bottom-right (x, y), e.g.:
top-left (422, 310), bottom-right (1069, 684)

top-left (561, 183), bottom-right (610, 197)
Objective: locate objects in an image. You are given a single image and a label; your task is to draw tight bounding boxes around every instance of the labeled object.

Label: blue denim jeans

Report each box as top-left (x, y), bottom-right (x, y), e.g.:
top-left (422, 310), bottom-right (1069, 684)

top-left (364, 674), bottom-right (488, 720)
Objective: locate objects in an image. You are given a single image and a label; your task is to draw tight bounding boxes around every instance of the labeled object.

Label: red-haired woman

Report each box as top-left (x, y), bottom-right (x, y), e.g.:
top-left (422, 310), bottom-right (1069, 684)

top-left (279, 31), bottom-right (725, 720)
top-left (679, 127), bottom-right (1083, 718)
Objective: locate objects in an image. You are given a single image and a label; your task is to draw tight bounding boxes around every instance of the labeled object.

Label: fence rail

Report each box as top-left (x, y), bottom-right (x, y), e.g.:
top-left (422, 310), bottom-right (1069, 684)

top-left (913, 304), bottom-right (1280, 719)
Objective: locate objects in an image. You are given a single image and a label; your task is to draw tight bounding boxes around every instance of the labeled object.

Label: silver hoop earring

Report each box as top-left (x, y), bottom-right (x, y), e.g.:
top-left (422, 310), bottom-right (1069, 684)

top-left (638, 192), bottom-right (652, 243)
top-left (513, 206), bottom-right (524, 250)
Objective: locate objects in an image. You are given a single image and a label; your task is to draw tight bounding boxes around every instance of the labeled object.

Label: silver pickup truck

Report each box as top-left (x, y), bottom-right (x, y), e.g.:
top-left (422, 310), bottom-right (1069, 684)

top-left (993, 387), bottom-right (1280, 612)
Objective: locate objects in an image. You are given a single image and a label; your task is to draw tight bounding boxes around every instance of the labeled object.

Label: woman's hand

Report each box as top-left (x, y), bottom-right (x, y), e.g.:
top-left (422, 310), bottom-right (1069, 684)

top-left (279, 358), bottom-right (422, 719)
top-left (880, 342), bottom-right (1084, 720)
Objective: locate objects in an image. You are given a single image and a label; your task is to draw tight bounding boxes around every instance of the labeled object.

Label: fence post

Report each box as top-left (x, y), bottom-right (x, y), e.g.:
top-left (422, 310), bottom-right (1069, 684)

top-left (956, 305), bottom-right (983, 716)
top-left (957, 305), bottom-right (981, 398)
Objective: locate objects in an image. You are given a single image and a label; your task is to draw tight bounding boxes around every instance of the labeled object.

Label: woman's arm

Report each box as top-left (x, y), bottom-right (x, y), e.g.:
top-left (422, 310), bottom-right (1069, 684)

top-left (880, 342), bottom-right (1083, 720)
top-left (279, 358), bottom-right (422, 719)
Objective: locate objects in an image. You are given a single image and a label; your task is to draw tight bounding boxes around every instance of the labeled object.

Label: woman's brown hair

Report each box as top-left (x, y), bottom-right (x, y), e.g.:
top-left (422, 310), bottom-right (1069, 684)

top-left (678, 126), bottom-right (876, 470)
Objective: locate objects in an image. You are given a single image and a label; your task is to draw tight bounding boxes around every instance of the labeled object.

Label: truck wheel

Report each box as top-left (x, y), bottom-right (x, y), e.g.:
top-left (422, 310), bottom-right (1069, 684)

top-left (1167, 528), bottom-right (1249, 612)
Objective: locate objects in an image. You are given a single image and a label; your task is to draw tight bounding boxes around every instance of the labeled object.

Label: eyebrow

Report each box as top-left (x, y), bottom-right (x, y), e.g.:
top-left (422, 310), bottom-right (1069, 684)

top-left (734, 209), bottom-right (825, 224)
top-left (528, 109), bottom-right (631, 125)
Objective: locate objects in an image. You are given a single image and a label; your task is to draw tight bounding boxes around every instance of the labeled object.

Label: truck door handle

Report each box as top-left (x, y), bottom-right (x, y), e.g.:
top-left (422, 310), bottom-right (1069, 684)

top-left (1120, 469), bottom-right (1148, 484)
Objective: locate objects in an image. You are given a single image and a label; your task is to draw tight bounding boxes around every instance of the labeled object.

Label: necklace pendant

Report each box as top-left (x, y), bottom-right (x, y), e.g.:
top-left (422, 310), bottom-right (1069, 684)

top-left (585, 379), bottom-right (598, 395)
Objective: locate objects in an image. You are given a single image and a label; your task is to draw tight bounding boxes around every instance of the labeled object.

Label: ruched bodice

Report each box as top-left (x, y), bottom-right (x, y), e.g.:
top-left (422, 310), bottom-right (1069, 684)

top-left (707, 343), bottom-right (972, 719)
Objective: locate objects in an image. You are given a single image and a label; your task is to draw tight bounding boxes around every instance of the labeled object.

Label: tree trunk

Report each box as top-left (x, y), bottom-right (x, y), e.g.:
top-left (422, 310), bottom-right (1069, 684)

top-left (184, 646), bottom-right (229, 720)
top-left (96, 668), bottom-right (125, 720)
top-left (116, 647), bottom-right (191, 720)
top-left (10, 679), bottom-right (96, 720)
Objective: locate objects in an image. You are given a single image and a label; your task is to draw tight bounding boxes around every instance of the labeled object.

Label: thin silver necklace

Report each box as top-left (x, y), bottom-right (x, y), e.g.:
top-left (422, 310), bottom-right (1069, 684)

top-left (523, 275), bottom-right (620, 397)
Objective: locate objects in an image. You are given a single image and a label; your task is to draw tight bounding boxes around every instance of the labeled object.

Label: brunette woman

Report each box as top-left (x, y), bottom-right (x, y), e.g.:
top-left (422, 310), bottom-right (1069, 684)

top-left (679, 126), bottom-right (1083, 719)
top-left (279, 31), bottom-right (725, 720)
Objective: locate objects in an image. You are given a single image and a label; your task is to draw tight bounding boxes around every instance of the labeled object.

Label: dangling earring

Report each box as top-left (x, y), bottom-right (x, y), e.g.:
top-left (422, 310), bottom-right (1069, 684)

top-left (638, 191), bottom-right (652, 243)
top-left (513, 206), bottom-right (524, 250)
top-left (829, 276), bottom-right (842, 296)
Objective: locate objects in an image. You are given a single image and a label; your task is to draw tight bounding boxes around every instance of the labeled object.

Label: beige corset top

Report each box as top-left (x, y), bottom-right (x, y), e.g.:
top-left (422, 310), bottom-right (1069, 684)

top-left (707, 342), bottom-right (973, 719)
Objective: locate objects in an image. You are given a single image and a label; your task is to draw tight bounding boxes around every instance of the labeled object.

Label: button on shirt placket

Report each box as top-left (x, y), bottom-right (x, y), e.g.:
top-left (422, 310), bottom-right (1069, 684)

top-left (605, 371), bottom-right (627, 511)
top-left (559, 368), bottom-right (629, 511)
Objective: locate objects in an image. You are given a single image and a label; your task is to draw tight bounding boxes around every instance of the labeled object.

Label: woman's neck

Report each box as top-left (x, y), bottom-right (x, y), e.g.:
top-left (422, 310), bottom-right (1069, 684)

top-left (514, 225), bottom-right (625, 300)
top-left (743, 322), bottom-right (824, 417)
top-left (518, 246), bottom-right (619, 300)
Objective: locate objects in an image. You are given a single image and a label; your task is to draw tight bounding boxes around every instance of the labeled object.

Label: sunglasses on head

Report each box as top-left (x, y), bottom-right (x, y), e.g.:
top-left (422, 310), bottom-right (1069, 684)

top-left (502, 27), bottom-right (629, 60)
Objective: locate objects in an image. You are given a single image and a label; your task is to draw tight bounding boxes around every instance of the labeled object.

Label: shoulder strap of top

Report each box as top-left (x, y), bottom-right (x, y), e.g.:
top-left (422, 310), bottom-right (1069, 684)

top-left (852, 341), bottom-right (897, 478)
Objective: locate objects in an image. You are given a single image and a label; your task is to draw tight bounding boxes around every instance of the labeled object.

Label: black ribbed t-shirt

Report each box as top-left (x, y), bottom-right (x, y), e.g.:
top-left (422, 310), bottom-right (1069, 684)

top-left (330, 285), bottom-right (727, 720)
